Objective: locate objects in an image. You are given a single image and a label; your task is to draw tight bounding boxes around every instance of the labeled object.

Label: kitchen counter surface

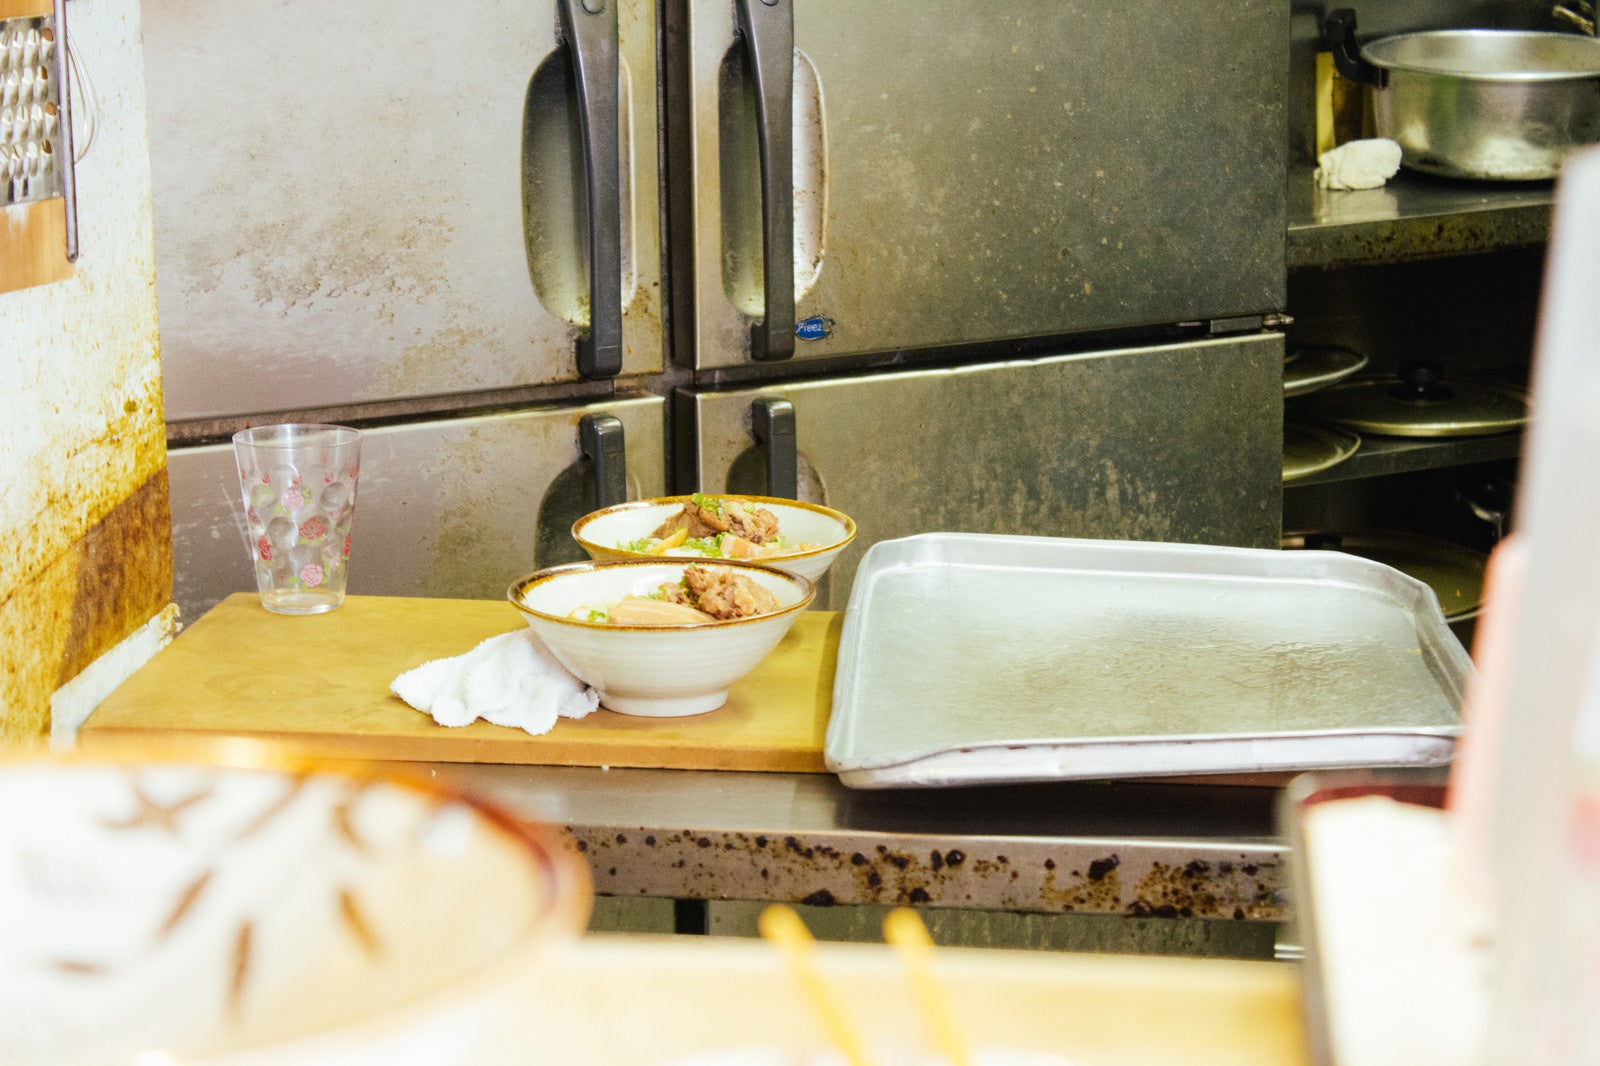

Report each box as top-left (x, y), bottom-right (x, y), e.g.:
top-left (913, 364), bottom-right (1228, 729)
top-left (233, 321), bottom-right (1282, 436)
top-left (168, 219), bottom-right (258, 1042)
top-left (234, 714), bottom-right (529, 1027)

top-left (80, 595), bottom-right (1290, 924)
top-left (512, 932), bottom-right (1312, 1065)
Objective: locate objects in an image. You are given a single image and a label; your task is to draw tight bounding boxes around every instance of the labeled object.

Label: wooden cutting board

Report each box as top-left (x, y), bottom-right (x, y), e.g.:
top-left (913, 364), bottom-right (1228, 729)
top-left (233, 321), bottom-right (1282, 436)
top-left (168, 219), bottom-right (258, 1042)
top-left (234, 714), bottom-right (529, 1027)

top-left (81, 593), bottom-right (842, 771)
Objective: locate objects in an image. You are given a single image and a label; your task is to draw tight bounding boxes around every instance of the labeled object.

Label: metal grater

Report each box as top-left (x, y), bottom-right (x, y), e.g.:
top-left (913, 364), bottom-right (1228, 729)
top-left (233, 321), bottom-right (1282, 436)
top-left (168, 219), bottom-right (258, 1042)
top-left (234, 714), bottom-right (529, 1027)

top-left (0, 0), bottom-right (78, 286)
top-left (1, 12), bottom-right (65, 206)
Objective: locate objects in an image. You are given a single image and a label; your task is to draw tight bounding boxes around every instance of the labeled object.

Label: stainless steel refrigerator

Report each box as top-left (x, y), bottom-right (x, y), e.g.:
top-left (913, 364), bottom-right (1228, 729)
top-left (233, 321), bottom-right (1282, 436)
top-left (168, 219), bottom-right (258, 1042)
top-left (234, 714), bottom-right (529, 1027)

top-left (148, 0), bottom-right (1288, 622)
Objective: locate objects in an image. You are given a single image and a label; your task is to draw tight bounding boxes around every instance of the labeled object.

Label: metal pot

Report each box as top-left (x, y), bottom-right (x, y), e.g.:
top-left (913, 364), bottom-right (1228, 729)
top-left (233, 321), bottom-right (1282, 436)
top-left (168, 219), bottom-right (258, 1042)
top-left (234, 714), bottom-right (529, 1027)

top-left (1325, 8), bottom-right (1600, 180)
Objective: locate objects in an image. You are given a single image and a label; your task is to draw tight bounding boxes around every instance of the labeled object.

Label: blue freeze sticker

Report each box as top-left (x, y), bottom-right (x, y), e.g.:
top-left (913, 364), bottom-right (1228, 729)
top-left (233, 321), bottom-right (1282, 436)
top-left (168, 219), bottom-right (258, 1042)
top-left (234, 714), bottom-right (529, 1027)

top-left (795, 315), bottom-right (835, 340)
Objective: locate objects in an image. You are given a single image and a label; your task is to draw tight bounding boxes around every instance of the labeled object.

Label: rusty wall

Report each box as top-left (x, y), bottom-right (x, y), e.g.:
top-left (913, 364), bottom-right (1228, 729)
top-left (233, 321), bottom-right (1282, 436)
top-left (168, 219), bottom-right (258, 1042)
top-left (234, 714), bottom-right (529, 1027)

top-left (0, 0), bottom-right (169, 741)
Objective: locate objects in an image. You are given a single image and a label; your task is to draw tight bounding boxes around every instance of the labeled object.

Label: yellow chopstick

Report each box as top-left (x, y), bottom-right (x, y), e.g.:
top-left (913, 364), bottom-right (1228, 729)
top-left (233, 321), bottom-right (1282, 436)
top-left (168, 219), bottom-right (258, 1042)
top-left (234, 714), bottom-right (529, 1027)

top-left (882, 908), bottom-right (975, 1066)
top-left (758, 905), bottom-right (878, 1066)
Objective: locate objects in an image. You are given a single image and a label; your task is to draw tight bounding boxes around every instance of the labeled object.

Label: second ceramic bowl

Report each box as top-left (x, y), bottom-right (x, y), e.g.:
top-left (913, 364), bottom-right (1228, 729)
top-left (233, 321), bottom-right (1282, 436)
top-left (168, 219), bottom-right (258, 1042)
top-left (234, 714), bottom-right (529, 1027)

top-left (508, 559), bottom-right (816, 717)
top-left (572, 495), bottom-right (856, 584)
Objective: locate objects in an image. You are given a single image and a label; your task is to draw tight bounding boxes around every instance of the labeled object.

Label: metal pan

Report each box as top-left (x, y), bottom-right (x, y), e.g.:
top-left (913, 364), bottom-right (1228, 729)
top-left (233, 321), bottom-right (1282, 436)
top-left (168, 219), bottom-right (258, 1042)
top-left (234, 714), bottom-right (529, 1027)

top-left (826, 533), bottom-right (1470, 789)
top-left (1325, 8), bottom-right (1600, 180)
top-left (1280, 768), bottom-right (1484, 1066)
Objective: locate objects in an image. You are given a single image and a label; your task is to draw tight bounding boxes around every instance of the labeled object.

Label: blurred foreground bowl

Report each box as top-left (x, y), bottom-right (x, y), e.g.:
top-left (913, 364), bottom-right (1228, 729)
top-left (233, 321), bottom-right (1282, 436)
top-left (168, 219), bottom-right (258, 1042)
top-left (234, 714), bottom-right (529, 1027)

top-left (0, 742), bottom-right (591, 1066)
top-left (572, 494), bottom-right (856, 584)
top-left (508, 559), bottom-right (815, 717)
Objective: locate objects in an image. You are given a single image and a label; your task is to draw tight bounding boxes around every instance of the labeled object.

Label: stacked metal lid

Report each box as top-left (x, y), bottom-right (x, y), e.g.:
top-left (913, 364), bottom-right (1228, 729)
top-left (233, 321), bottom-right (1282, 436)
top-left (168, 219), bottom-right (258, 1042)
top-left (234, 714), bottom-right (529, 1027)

top-left (1300, 361), bottom-right (1529, 438)
top-left (1283, 345), bottom-right (1368, 482)
top-left (1284, 354), bottom-right (1529, 482)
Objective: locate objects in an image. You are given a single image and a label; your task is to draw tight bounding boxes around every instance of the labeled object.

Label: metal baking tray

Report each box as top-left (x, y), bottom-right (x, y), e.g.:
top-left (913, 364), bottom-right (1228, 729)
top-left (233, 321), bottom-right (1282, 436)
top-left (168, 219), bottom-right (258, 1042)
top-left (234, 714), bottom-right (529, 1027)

top-left (825, 533), bottom-right (1471, 789)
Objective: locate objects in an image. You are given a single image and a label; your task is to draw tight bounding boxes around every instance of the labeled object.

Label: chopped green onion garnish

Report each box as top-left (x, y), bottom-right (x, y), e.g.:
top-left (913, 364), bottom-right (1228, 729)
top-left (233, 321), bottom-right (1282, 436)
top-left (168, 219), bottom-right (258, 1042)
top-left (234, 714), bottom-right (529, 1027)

top-left (690, 492), bottom-right (723, 516)
top-left (685, 536), bottom-right (723, 557)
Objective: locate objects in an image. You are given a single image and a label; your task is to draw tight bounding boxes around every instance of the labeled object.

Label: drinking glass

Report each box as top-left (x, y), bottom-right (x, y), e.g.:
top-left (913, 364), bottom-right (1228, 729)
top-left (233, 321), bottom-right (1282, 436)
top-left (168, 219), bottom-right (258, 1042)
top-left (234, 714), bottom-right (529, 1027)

top-left (232, 424), bottom-right (362, 615)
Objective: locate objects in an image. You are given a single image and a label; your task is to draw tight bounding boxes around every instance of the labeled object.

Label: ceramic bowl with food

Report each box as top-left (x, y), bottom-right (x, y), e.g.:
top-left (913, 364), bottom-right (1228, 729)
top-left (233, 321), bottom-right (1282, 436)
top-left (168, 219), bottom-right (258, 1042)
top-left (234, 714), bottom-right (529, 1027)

top-left (0, 742), bottom-right (591, 1066)
top-left (572, 494), bottom-right (857, 584)
top-left (508, 559), bottom-right (816, 717)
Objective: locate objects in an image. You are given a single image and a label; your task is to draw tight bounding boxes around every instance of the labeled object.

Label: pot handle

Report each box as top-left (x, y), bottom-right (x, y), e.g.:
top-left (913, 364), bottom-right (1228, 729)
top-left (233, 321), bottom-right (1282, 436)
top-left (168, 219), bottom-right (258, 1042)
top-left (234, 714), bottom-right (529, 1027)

top-left (1324, 9), bottom-right (1388, 88)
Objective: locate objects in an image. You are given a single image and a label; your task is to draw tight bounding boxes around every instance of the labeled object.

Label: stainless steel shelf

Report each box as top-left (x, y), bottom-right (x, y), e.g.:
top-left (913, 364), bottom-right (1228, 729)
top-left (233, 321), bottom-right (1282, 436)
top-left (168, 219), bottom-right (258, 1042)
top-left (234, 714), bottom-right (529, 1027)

top-left (420, 763), bottom-right (1290, 923)
top-left (1287, 166), bottom-right (1554, 270)
top-left (1285, 431), bottom-right (1522, 488)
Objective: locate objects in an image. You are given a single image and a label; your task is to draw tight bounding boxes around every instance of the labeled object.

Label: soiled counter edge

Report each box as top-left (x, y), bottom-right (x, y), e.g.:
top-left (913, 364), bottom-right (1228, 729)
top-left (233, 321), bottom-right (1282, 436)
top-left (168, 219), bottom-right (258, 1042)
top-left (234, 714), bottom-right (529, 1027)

top-left (415, 763), bottom-right (1289, 923)
top-left (1285, 165), bottom-right (1554, 269)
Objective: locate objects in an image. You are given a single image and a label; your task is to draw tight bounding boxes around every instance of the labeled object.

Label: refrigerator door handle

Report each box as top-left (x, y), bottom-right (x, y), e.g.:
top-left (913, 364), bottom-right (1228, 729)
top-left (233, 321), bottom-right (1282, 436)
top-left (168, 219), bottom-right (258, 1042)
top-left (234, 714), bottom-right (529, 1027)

top-left (580, 412), bottom-right (629, 507)
top-left (559, 0), bottom-right (624, 379)
top-left (735, 0), bottom-right (795, 362)
top-left (750, 397), bottom-right (798, 498)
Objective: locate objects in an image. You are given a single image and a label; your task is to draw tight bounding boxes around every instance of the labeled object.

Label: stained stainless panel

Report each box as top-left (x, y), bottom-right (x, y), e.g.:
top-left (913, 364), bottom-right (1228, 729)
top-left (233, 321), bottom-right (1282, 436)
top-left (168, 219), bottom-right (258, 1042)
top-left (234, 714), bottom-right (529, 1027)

top-left (680, 0), bottom-right (1287, 368)
top-left (144, 0), bottom-right (663, 420)
top-left (166, 397), bottom-right (666, 622)
top-left (681, 333), bottom-right (1285, 609)
top-left (826, 533), bottom-right (1470, 789)
top-left (424, 763), bottom-right (1290, 921)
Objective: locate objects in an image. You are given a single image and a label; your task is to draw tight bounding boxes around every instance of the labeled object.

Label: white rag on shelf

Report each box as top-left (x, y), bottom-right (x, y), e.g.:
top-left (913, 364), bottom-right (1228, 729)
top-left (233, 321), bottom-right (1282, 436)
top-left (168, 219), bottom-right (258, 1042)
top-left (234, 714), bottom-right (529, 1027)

top-left (1315, 138), bottom-right (1404, 191)
top-left (391, 628), bottom-right (598, 736)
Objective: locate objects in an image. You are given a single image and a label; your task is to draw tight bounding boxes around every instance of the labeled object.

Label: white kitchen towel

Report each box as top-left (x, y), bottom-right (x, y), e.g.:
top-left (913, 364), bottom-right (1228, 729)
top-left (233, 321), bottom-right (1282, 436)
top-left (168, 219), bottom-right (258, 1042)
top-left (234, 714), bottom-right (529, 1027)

top-left (391, 628), bottom-right (598, 736)
top-left (1315, 138), bottom-right (1404, 191)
